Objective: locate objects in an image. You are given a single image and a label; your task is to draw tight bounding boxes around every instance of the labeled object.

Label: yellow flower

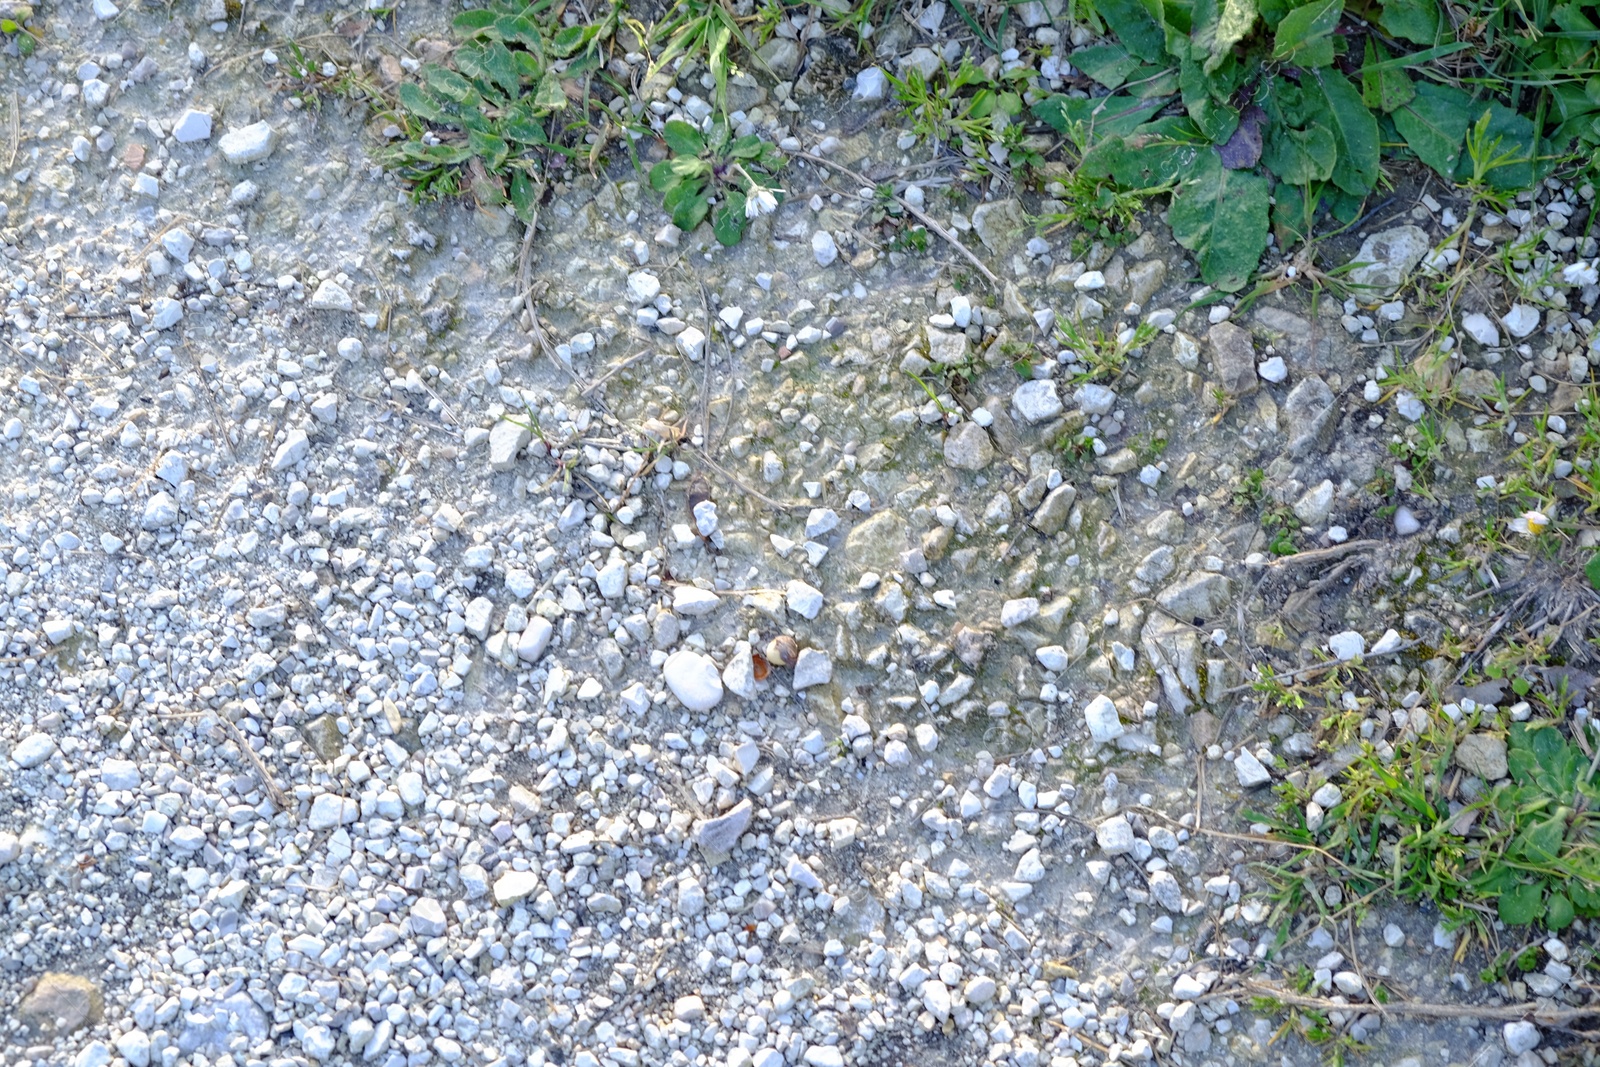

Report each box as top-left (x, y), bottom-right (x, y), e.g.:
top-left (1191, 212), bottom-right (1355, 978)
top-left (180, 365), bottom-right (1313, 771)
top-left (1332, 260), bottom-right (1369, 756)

top-left (1509, 510), bottom-right (1549, 536)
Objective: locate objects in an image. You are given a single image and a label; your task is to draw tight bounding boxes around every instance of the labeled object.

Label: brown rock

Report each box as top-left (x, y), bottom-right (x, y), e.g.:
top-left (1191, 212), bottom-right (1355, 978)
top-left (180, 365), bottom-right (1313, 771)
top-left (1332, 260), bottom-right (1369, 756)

top-left (19, 973), bottom-right (103, 1035)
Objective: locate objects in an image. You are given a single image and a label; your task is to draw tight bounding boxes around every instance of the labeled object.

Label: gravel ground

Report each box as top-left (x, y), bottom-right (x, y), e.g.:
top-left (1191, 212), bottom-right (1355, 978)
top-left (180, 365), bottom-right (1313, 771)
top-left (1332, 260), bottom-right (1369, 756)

top-left (0, 4), bottom-right (1596, 1067)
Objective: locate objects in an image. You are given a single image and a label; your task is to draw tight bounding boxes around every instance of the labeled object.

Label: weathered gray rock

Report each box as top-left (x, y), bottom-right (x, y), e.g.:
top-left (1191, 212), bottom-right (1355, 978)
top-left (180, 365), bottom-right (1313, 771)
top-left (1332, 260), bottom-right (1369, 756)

top-left (844, 510), bottom-right (911, 571)
top-left (1281, 374), bottom-right (1337, 456)
top-left (1031, 485), bottom-right (1076, 535)
top-left (489, 419), bottom-right (530, 471)
top-left (944, 422), bottom-right (994, 470)
top-left (1142, 614), bottom-right (1202, 714)
top-left (1346, 225), bottom-right (1431, 297)
top-left (1125, 258), bottom-right (1166, 310)
top-left (697, 799), bottom-right (753, 853)
top-left (927, 327), bottom-right (968, 365)
top-left (756, 37), bottom-right (803, 78)
top-left (970, 199), bottom-right (1027, 254)
top-left (19, 973), bottom-right (103, 1035)
top-left (1208, 321), bottom-right (1257, 396)
top-left (1455, 733), bottom-right (1508, 781)
top-left (1156, 572), bottom-right (1232, 620)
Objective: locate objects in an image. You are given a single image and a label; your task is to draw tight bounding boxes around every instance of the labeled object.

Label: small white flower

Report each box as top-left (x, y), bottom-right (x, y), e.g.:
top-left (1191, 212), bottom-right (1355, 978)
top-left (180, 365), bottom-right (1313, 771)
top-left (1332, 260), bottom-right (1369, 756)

top-left (745, 186), bottom-right (778, 218)
top-left (1509, 510), bottom-right (1549, 536)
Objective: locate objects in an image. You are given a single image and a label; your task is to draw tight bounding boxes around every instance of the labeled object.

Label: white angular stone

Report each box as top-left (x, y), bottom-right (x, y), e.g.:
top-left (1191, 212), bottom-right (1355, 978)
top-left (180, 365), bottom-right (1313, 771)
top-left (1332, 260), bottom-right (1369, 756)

top-left (1461, 311), bottom-right (1499, 346)
top-left (1327, 630), bottom-right (1364, 660)
top-left (1096, 815), bottom-right (1135, 854)
top-left (1083, 694), bottom-right (1124, 744)
top-left (1012, 379), bottom-right (1063, 423)
top-left (1503, 1021), bottom-right (1540, 1055)
top-left (410, 898), bottom-right (448, 937)
top-left (696, 799), bottom-right (752, 853)
top-left (219, 121), bottom-right (277, 163)
top-left (12, 734), bottom-right (56, 768)
top-left (173, 109), bottom-right (213, 143)
top-left (517, 618), bottom-right (553, 663)
top-left (493, 871), bottom-right (540, 907)
top-left (1501, 303), bottom-right (1540, 339)
top-left (1233, 749), bottom-right (1272, 787)
top-left (310, 280), bottom-right (354, 311)
top-left (271, 429), bottom-right (310, 471)
top-left (793, 648), bottom-right (832, 689)
top-left (307, 794), bottom-right (356, 829)
top-left (812, 230), bottom-right (838, 267)
top-left (786, 579), bottom-right (825, 619)
top-left (673, 586), bottom-right (721, 616)
top-left (150, 296), bottom-right (183, 330)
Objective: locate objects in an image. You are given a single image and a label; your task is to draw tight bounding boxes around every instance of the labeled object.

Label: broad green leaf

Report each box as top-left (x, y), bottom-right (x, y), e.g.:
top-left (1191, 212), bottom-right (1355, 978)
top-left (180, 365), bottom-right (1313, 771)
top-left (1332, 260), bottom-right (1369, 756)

top-left (1209, 0), bottom-right (1258, 73)
top-left (1272, 0), bottom-right (1342, 63)
top-left (1362, 38), bottom-right (1415, 112)
top-left (1513, 809), bottom-right (1569, 865)
top-left (1379, 0), bottom-right (1440, 44)
top-left (1547, 892), bottom-right (1576, 930)
top-left (509, 170), bottom-right (538, 224)
top-left (1498, 881), bottom-right (1545, 925)
top-left (426, 67), bottom-right (481, 106)
top-left (713, 193), bottom-right (748, 247)
top-left (534, 72), bottom-right (566, 111)
top-left (1097, 0), bottom-right (1168, 62)
top-left (466, 129), bottom-right (509, 171)
top-left (551, 24), bottom-right (587, 57)
top-left (662, 119), bottom-right (706, 156)
top-left (1079, 118), bottom-right (1202, 186)
top-left (398, 81), bottom-right (446, 123)
top-left (648, 160), bottom-right (682, 192)
top-left (676, 192), bottom-right (711, 232)
top-left (1032, 94), bottom-right (1168, 146)
top-left (495, 14), bottom-right (544, 51)
top-left (1393, 81), bottom-right (1473, 179)
top-left (1072, 42), bottom-right (1141, 88)
top-left (1586, 550), bottom-right (1600, 590)
top-left (481, 41), bottom-right (521, 97)
top-left (1307, 67), bottom-right (1380, 195)
top-left (1168, 149), bottom-right (1270, 291)
top-left (1180, 59), bottom-right (1240, 144)
top-left (451, 10), bottom-right (498, 34)
top-left (1262, 120), bottom-right (1336, 184)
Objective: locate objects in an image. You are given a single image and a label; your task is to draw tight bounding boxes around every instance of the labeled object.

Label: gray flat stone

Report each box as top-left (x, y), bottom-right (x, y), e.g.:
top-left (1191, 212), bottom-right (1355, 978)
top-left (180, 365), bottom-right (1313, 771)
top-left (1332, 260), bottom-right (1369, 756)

top-left (697, 798), bottom-right (753, 853)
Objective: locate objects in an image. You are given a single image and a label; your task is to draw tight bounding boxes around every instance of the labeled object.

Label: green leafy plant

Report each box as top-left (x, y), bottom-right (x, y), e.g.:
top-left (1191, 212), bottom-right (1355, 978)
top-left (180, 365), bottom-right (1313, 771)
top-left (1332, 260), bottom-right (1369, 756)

top-left (638, 0), bottom-right (753, 113)
top-left (888, 60), bottom-right (1034, 169)
top-left (649, 119), bottom-right (785, 245)
top-left (383, 3), bottom-right (614, 216)
top-left (1029, 0), bottom-right (1600, 292)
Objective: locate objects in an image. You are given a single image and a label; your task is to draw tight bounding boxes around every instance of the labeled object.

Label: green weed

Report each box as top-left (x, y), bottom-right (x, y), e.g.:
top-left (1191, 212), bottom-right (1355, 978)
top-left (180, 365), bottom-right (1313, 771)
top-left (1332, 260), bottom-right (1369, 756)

top-left (649, 119), bottom-right (785, 246)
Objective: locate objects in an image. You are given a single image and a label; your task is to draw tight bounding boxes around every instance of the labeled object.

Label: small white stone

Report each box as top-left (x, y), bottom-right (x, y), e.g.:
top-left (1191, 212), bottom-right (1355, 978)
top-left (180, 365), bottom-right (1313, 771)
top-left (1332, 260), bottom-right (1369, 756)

top-left (1370, 628), bottom-right (1402, 654)
top-left (11, 734), bottom-right (56, 768)
top-left (673, 585), bottom-right (721, 616)
top-left (803, 1048), bottom-right (844, 1067)
top-left (271, 429), bottom-right (310, 471)
top-left (1083, 694), bottom-right (1124, 744)
top-left (812, 230), bottom-right (839, 267)
top-left (1096, 815), bottom-right (1135, 855)
top-left (1012, 379), bottom-right (1063, 423)
top-left (493, 870), bottom-right (540, 907)
top-left (1233, 750), bottom-right (1272, 787)
top-left (172, 109), bottom-right (213, 143)
top-left (914, 723), bottom-right (939, 752)
top-left (1258, 356), bottom-right (1288, 383)
top-left (517, 618), bottom-right (553, 663)
top-left (1074, 270), bottom-right (1106, 291)
top-left (1461, 311), bottom-right (1500, 346)
top-left (792, 648), bottom-right (832, 689)
top-left (677, 326), bottom-right (707, 360)
top-left (141, 491), bottom-right (180, 529)
top-left (1501, 303), bottom-right (1540, 339)
top-left (1503, 1021), bottom-right (1540, 1055)
top-left (627, 271), bottom-right (661, 304)
top-left (218, 121), bottom-right (277, 163)
top-left (1327, 630), bottom-right (1365, 660)
top-left (786, 579), bottom-right (825, 619)
top-left (1394, 506), bottom-right (1422, 536)
top-left (1001, 597), bottom-right (1039, 627)
top-left (663, 649), bottom-right (724, 711)
top-left (94, 0), bottom-right (119, 17)
top-left (310, 280), bottom-right (354, 311)
top-left (409, 898), bottom-right (448, 937)
top-left (150, 297), bottom-right (183, 330)
top-left (852, 66), bottom-right (887, 101)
